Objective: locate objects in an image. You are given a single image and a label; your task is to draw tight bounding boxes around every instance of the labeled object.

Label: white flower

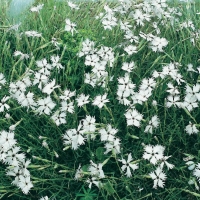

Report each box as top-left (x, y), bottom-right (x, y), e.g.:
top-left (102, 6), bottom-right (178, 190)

top-left (187, 63), bottom-right (197, 72)
top-left (36, 58), bottom-right (52, 75)
top-left (193, 163), bottom-right (200, 183)
top-left (63, 123), bottom-right (85, 150)
top-left (124, 45), bottom-right (137, 55)
top-left (13, 51), bottom-right (29, 60)
top-left (25, 31), bottom-right (42, 37)
top-left (82, 115), bottom-right (96, 133)
top-left (162, 63), bottom-right (178, 77)
top-left (86, 177), bottom-right (101, 188)
top-left (17, 92), bottom-right (36, 109)
top-left (33, 72), bottom-right (49, 90)
top-left (65, 19), bottom-right (77, 36)
top-left (61, 101), bottom-right (74, 114)
top-left (143, 144), bottom-right (165, 165)
top-left (185, 121), bottom-right (199, 135)
top-left (85, 54), bottom-right (100, 66)
top-left (152, 70), bottom-right (165, 79)
top-left (51, 37), bottom-right (60, 49)
top-left (92, 62), bottom-right (107, 78)
top-left (116, 96), bottom-right (131, 106)
top-left (104, 4), bottom-right (114, 14)
top-left (51, 111), bottom-right (66, 126)
top-left (76, 94), bottom-right (90, 107)
top-left (72, 125), bottom-right (86, 149)
top-left (50, 55), bottom-right (64, 70)
top-left (182, 94), bottom-right (198, 111)
top-left (5, 146), bottom-right (25, 166)
top-left (78, 39), bottom-right (95, 57)
top-left (63, 130), bottom-right (74, 147)
top-left (166, 83), bottom-right (180, 95)
top-left (36, 96), bottom-right (56, 115)
top-left (139, 31), bottom-right (154, 41)
top-left (120, 20), bottom-right (132, 31)
top-left (121, 62), bottom-right (136, 73)
top-left (97, 46), bottom-right (114, 62)
top-left (117, 73), bottom-right (135, 98)
top-left (140, 78), bottom-right (156, 91)
top-left (185, 84), bottom-right (200, 101)
top-left (104, 137), bottom-right (121, 155)
top-left (74, 164), bottom-right (84, 180)
top-left (0, 73), bottom-right (6, 86)
top-left (18, 175), bottom-right (33, 194)
top-left (84, 73), bottom-right (97, 87)
top-left (118, 153), bottom-right (139, 177)
top-left (124, 108), bottom-right (143, 127)
top-left (149, 166), bottom-right (167, 189)
top-left (42, 79), bottom-right (60, 95)
top-left (135, 88), bottom-right (152, 104)
top-left (6, 165), bottom-right (21, 177)
top-left (0, 130), bottom-right (16, 152)
top-left (152, 0), bottom-right (167, 9)
top-left (9, 124), bottom-right (17, 131)
top-left (9, 81), bottom-right (27, 98)
top-left (6, 166), bottom-right (22, 186)
top-left (20, 160), bottom-right (31, 177)
top-left (99, 124), bottom-right (118, 142)
top-left (21, 76), bottom-right (32, 87)
top-left (92, 94), bottom-right (109, 109)
top-left (124, 30), bottom-right (139, 43)
top-left (102, 15), bottom-right (117, 30)
top-left (166, 95), bottom-right (181, 108)
top-left (159, 156), bottom-right (174, 170)
top-left (149, 36), bottom-right (168, 52)
top-left (60, 89), bottom-right (76, 101)
top-left (67, 1), bottom-right (79, 10)
top-left (7, 23), bottom-right (21, 31)
top-left (133, 9), bottom-right (150, 26)
top-left (171, 73), bottom-right (185, 85)
top-left (144, 115), bottom-right (160, 134)
top-left (88, 160), bottom-right (105, 178)
top-left (30, 4), bottom-right (44, 12)
top-left (0, 96), bottom-right (10, 112)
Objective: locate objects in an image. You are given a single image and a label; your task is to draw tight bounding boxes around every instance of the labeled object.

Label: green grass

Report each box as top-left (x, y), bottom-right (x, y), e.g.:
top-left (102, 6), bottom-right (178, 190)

top-left (1, 0), bottom-right (200, 199)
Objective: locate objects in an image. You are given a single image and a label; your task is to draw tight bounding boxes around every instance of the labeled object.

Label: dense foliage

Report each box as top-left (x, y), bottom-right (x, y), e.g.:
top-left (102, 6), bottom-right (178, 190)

top-left (1, 0), bottom-right (200, 199)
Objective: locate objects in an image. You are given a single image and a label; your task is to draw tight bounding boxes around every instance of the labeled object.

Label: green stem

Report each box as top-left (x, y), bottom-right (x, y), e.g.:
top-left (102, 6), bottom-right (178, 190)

top-left (104, 105), bottom-right (115, 124)
top-left (183, 108), bottom-right (197, 124)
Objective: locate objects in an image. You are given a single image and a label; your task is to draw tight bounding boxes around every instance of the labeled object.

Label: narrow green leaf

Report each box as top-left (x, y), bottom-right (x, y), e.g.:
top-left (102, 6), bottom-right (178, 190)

top-left (103, 181), bottom-right (115, 195)
top-left (96, 147), bottom-right (105, 161)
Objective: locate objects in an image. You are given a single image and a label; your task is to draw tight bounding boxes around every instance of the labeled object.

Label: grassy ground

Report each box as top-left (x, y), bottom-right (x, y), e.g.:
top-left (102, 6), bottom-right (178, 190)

top-left (1, 0), bottom-right (200, 199)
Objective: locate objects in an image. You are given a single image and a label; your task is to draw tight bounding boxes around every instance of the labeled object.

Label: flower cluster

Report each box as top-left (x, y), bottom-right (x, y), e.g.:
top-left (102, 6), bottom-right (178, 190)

top-left (118, 153), bottom-right (139, 177)
top-left (143, 144), bottom-right (174, 188)
top-left (63, 116), bottom-right (96, 150)
top-left (0, 130), bottom-right (33, 194)
top-left (1, 0), bottom-right (200, 197)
